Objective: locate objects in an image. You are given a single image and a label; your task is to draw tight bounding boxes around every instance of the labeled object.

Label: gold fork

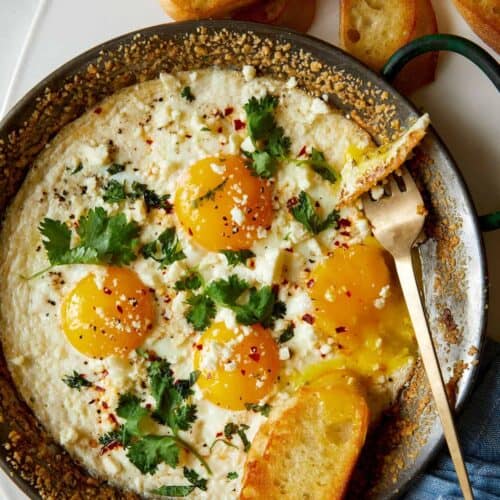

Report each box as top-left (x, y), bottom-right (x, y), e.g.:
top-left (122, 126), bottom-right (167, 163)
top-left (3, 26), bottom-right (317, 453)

top-left (362, 167), bottom-right (473, 500)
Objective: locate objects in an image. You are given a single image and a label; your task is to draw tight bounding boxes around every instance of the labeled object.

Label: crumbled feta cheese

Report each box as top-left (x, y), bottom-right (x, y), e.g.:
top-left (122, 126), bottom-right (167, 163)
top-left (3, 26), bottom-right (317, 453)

top-left (374, 285), bottom-right (391, 309)
top-left (230, 207), bottom-right (245, 226)
top-left (241, 136), bottom-right (255, 153)
top-left (255, 379), bottom-right (264, 388)
top-left (370, 185), bottom-right (385, 200)
top-left (319, 344), bottom-right (331, 355)
top-left (80, 144), bottom-right (109, 166)
top-left (311, 98), bottom-right (328, 115)
top-left (279, 346), bottom-right (290, 361)
top-left (210, 162), bottom-right (226, 175)
top-left (242, 65), bottom-right (256, 81)
top-left (286, 77), bottom-right (297, 89)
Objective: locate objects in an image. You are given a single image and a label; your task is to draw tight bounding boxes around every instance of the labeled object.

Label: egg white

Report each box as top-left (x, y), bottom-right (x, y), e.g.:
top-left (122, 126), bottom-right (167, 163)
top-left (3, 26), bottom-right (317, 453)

top-left (0, 68), bottom-right (411, 497)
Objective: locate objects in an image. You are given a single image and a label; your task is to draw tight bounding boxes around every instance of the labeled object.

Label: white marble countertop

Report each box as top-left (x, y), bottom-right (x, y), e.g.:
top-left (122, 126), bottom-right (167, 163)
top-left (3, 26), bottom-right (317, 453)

top-left (0, 0), bottom-right (499, 497)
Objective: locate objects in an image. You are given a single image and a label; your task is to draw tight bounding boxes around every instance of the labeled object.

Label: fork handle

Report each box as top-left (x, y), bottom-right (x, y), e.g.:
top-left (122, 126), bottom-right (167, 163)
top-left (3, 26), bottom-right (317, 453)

top-left (394, 252), bottom-right (473, 500)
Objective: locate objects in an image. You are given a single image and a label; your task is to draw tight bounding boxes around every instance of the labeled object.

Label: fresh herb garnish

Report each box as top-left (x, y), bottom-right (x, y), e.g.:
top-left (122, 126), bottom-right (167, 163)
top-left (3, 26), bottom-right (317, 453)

top-left (294, 148), bottom-right (337, 183)
top-left (62, 371), bottom-right (92, 390)
top-left (220, 249), bottom-right (255, 267)
top-left (103, 179), bottom-right (127, 203)
top-left (245, 402), bottom-right (272, 417)
top-left (278, 324), bottom-right (295, 344)
top-left (227, 471), bottom-right (238, 480)
top-left (192, 179), bottom-right (227, 208)
top-left (107, 163), bottom-right (126, 175)
top-left (154, 467), bottom-right (207, 497)
top-left (242, 94), bottom-right (291, 178)
top-left (224, 422), bottom-right (251, 452)
top-left (32, 207), bottom-right (140, 278)
top-left (98, 428), bottom-right (124, 447)
top-left (142, 227), bottom-right (186, 268)
top-left (181, 86), bottom-right (195, 102)
top-left (174, 271), bottom-right (203, 291)
top-left (70, 163), bottom-right (83, 175)
top-left (148, 359), bottom-right (199, 432)
top-left (204, 275), bottom-right (285, 328)
top-left (290, 191), bottom-right (340, 234)
top-left (109, 357), bottom-right (210, 475)
top-left (185, 294), bottom-right (216, 331)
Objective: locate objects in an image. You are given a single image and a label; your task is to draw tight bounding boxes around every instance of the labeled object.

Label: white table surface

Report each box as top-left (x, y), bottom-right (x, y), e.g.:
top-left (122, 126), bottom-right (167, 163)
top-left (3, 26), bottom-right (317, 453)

top-left (0, 0), bottom-right (498, 497)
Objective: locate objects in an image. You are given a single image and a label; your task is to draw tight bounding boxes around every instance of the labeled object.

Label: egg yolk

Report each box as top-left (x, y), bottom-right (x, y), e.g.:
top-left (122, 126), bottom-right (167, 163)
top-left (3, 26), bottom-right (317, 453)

top-left (61, 267), bottom-right (155, 358)
top-left (304, 243), bottom-right (416, 378)
top-left (194, 322), bottom-right (280, 410)
top-left (175, 155), bottom-right (273, 251)
top-left (309, 244), bottom-right (391, 333)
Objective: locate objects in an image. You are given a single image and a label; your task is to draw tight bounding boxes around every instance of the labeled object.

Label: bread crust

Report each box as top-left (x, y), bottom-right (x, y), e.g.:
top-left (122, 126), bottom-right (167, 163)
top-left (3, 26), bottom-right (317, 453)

top-left (393, 0), bottom-right (439, 95)
top-left (159, 0), bottom-right (257, 20)
top-left (453, 0), bottom-right (500, 53)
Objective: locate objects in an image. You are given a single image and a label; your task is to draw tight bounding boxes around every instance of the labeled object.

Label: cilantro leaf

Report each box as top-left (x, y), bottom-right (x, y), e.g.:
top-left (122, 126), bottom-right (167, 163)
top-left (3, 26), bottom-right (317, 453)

top-left (148, 359), bottom-right (198, 433)
top-left (245, 150), bottom-right (277, 178)
top-left (205, 275), bottom-right (249, 306)
top-left (267, 126), bottom-right (291, 159)
top-left (174, 271), bottom-right (203, 291)
top-left (183, 467), bottom-right (207, 491)
top-left (107, 163), bottom-right (126, 175)
top-left (70, 163), bottom-right (83, 175)
top-left (227, 471), bottom-right (238, 480)
top-left (278, 324), bottom-right (295, 343)
top-left (142, 227), bottom-right (186, 268)
top-left (233, 286), bottom-right (283, 327)
top-left (154, 485), bottom-right (195, 497)
top-left (290, 191), bottom-right (340, 234)
top-left (127, 435), bottom-right (179, 474)
top-left (307, 148), bottom-right (336, 182)
top-left (37, 208), bottom-right (140, 275)
top-left (62, 371), bottom-right (92, 390)
top-left (224, 423), bottom-right (251, 452)
top-left (245, 402), bottom-right (272, 417)
top-left (181, 86), bottom-right (195, 102)
top-left (220, 249), bottom-right (255, 267)
top-left (243, 95), bottom-right (278, 143)
top-left (129, 181), bottom-right (171, 211)
top-left (103, 179), bottom-right (127, 203)
top-left (185, 294), bottom-right (216, 331)
top-left (116, 393), bottom-right (149, 442)
top-left (98, 427), bottom-right (124, 447)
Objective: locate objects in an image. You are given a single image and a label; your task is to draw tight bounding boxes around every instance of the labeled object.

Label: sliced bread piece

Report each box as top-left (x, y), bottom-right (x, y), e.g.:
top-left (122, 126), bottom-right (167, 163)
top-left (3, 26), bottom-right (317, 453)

top-left (338, 114), bottom-right (430, 207)
top-left (340, 0), bottom-right (417, 71)
top-left (240, 374), bottom-right (369, 500)
top-left (453, 0), bottom-right (500, 53)
top-left (158, 0), bottom-right (257, 20)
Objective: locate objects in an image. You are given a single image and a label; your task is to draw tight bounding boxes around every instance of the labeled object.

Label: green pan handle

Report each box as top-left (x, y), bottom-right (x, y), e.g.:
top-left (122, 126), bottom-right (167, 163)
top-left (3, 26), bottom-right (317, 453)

top-left (381, 34), bottom-right (500, 232)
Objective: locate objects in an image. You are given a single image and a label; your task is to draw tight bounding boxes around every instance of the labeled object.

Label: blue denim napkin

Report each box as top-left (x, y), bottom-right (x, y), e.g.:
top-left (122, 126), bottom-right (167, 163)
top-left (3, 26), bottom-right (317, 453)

top-left (405, 339), bottom-right (500, 499)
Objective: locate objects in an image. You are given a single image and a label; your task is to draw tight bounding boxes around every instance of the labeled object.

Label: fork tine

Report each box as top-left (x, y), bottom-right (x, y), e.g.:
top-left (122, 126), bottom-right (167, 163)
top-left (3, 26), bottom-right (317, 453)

top-left (400, 167), bottom-right (423, 200)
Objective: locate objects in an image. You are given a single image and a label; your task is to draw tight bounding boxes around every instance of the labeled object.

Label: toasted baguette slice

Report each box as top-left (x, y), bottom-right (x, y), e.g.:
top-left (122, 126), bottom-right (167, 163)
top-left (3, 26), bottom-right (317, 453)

top-left (240, 375), bottom-right (369, 500)
top-left (158, 0), bottom-right (256, 20)
top-left (453, 0), bottom-right (500, 53)
top-left (338, 114), bottom-right (430, 207)
top-left (340, 0), bottom-right (417, 71)
top-left (393, 0), bottom-right (439, 95)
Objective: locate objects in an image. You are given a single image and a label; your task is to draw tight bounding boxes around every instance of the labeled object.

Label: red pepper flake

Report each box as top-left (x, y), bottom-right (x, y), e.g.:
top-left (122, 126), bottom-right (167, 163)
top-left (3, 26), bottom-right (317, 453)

top-left (340, 231), bottom-right (351, 236)
top-left (249, 347), bottom-right (260, 362)
top-left (287, 196), bottom-right (299, 209)
top-left (339, 218), bottom-right (351, 228)
top-left (116, 304), bottom-right (123, 314)
top-left (336, 326), bottom-right (347, 333)
top-left (188, 228), bottom-right (193, 236)
top-left (102, 401), bottom-right (109, 410)
top-left (298, 145), bottom-right (307, 157)
top-left (196, 344), bottom-right (203, 351)
top-left (103, 287), bottom-right (112, 295)
top-left (302, 314), bottom-right (315, 325)
top-left (233, 119), bottom-right (246, 131)
top-left (216, 431), bottom-right (223, 438)
top-left (94, 107), bottom-right (102, 114)
top-left (240, 369), bottom-right (246, 375)
top-left (285, 247), bottom-right (294, 253)
top-left (146, 403), bottom-right (152, 409)
top-left (94, 385), bottom-right (105, 392)
top-left (346, 290), bottom-right (352, 297)
top-left (185, 134), bottom-right (192, 139)
top-left (100, 440), bottom-right (122, 455)
top-left (334, 241), bottom-right (340, 246)
top-left (217, 126), bottom-right (223, 133)
top-left (146, 139), bottom-right (153, 145)
top-left (224, 107), bottom-right (234, 116)
top-left (108, 413), bottom-right (118, 425)
top-left (306, 279), bottom-right (315, 288)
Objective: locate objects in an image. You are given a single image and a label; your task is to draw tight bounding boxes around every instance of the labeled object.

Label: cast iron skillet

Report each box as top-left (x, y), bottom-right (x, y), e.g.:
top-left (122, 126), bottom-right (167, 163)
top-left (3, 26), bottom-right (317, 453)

top-left (0, 20), bottom-right (498, 499)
